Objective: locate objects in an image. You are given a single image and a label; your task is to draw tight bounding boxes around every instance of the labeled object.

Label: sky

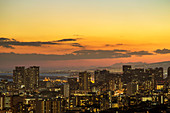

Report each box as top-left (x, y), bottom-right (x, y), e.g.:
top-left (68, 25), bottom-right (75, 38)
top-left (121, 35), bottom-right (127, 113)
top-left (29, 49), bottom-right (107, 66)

top-left (0, 0), bottom-right (170, 70)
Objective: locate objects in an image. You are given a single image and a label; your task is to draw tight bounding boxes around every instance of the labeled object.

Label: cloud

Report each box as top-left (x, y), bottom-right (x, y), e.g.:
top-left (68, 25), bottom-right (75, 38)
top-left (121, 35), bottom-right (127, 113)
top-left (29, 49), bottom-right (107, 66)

top-left (0, 37), bottom-right (82, 49)
top-left (128, 51), bottom-right (154, 56)
top-left (0, 37), bottom-right (10, 41)
top-left (56, 38), bottom-right (77, 42)
top-left (72, 50), bottom-right (131, 59)
top-left (0, 49), bottom-right (153, 62)
top-left (2, 45), bottom-right (15, 49)
top-left (154, 48), bottom-right (170, 54)
top-left (71, 43), bottom-right (84, 48)
top-left (105, 44), bottom-right (124, 47)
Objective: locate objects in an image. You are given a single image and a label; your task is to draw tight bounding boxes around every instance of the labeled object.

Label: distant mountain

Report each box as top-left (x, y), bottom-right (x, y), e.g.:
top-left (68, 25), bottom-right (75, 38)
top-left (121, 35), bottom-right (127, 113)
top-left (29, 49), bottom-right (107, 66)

top-left (90, 61), bottom-right (170, 72)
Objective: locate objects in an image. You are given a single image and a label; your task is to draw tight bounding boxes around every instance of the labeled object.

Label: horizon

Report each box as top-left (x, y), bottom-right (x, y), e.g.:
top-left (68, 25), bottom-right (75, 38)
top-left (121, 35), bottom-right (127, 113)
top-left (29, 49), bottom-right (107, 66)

top-left (1, 60), bottom-right (170, 72)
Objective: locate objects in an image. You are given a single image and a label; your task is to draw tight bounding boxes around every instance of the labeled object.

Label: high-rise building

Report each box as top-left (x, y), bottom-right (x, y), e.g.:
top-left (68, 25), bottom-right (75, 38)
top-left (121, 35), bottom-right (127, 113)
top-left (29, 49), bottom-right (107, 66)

top-left (0, 96), bottom-right (3, 110)
top-left (123, 65), bottom-right (132, 83)
top-left (25, 66), bottom-right (39, 90)
top-left (145, 68), bottom-right (155, 81)
top-left (126, 81), bottom-right (138, 96)
top-left (155, 67), bottom-right (163, 81)
top-left (94, 70), bottom-right (109, 83)
top-left (67, 78), bottom-right (78, 90)
top-left (64, 83), bottom-right (70, 98)
top-left (131, 68), bottom-right (145, 82)
top-left (13, 66), bottom-right (25, 89)
top-left (79, 71), bottom-right (91, 91)
top-left (168, 67), bottom-right (170, 79)
top-left (13, 66), bottom-right (39, 90)
top-left (108, 76), bottom-right (122, 91)
top-left (146, 67), bottom-right (163, 81)
top-left (123, 65), bottom-right (132, 73)
top-left (40, 97), bottom-right (64, 113)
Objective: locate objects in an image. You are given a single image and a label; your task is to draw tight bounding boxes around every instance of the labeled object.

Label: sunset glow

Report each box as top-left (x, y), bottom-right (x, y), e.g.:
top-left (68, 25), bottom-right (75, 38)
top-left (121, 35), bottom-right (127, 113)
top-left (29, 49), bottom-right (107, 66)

top-left (1, 0), bottom-right (170, 70)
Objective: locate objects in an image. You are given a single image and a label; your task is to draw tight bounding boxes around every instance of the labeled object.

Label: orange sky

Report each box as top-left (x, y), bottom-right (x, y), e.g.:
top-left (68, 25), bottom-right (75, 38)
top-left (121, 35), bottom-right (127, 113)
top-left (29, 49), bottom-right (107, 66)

top-left (0, 0), bottom-right (170, 70)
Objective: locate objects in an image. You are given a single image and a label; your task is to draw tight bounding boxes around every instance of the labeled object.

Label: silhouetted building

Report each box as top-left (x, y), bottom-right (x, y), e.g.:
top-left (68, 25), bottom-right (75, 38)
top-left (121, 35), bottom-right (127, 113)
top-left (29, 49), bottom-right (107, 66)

top-left (109, 75), bottom-right (122, 91)
top-left (25, 66), bottom-right (39, 90)
top-left (155, 67), bottom-right (163, 81)
top-left (145, 67), bottom-right (163, 88)
top-left (94, 69), bottom-right (109, 83)
top-left (131, 68), bottom-right (145, 81)
top-left (168, 67), bottom-right (170, 79)
top-left (123, 65), bottom-right (132, 83)
top-left (145, 68), bottom-right (154, 80)
top-left (13, 66), bottom-right (39, 90)
top-left (127, 81), bottom-right (138, 96)
top-left (67, 78), bottom-right (78, 90)
top-left (79, 72), bottom-right (91, 91)
top-left (123, 65), bottom-right (132, 73)
top-left (13, 66), bottom-right (25, 89)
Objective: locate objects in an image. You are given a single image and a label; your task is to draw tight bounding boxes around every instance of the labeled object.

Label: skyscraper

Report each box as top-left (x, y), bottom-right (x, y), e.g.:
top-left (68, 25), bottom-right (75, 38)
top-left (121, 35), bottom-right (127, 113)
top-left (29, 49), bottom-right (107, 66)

top-left (126, 81), bottom-right (138, 96)
top-left (13, 66), bottom-right (25, 89)
top-left (79, 71), bottom-right (91, 91)
top-left (123, 65), bottom-right (132, 73)
top-left (67, 78), bottom-right (78, 90)
top-left (94, 69), bottom-right (109, 83)
top-left (123, 65), bottom-right (132, 83)
top-left (64, 83), bottom-right (70, 97)
top-left (13, 66), bottom-right (39, 90)
top-left (25, 66), bottom-right (39, 90)
top-left (154, 67), bottom-right (163, 81)
top-left (168, 67), bottom-right (170, 79)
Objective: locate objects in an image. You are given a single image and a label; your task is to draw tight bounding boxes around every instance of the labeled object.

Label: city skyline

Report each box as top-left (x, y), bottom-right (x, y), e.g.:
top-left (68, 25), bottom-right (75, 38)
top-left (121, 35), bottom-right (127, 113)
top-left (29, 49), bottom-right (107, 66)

top-left (1, 0), bottom-right (170, 70)
top-left (0, 65), bottom-right (169, 112)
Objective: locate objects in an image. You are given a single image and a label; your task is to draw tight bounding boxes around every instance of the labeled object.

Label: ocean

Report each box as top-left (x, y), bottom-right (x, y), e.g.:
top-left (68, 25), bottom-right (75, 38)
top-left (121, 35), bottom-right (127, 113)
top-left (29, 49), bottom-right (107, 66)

top-left (0, 73), bottom-right (70, 81)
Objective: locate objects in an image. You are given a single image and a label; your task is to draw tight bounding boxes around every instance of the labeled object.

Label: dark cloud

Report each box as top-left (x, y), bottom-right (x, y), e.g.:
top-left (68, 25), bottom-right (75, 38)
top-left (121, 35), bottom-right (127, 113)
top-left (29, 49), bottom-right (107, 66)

top-left (72, 50), bottom-right (131, 59)
top-left (0, 49), bottom-right (153, 62)
top-left (112, 49), bottom-right (128, 52)
top-left (128, 51), bottom-right (153, 56)
top-left (116, 44), bottom-right (124, 46)
top-left (0, 37), bottom-right (10, 41)
top-left (71, 43), bottom-right (84, 48)
top-left (154, 48), bottom-right (170, 54)
top-left (56, 38), bottom-right (77, 42)
top-left (105, 44), bottom-right (124, 47)
top-left (2, 45), bottom-right (14, 49)
top-left (0, 37), bottom-right (81, 49)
